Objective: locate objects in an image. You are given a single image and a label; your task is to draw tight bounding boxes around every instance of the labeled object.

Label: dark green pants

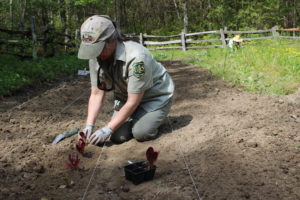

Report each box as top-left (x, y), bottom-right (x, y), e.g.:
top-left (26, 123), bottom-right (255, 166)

top-left (110, 100), bottom-right (172, 143)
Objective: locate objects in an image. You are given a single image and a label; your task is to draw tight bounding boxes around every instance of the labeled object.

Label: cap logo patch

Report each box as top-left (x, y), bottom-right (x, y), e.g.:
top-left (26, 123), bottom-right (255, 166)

top-left (133, 61), bottom-right (145, 78)
top-left (82, 34), bottom-right (94, 43)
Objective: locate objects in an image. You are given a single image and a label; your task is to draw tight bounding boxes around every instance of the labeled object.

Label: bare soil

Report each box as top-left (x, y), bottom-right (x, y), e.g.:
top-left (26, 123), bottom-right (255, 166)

top-left (0, 60), bottom-right (299, 200)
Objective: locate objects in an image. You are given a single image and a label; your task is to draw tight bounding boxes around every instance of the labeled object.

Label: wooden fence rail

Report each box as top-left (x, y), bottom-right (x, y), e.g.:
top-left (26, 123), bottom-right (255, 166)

top-left (0, 15), bottom-right (80, 59)
top-left (1, 24), bottom-right (300, 59)
top-left (141, 26), bottom-right (300, 51)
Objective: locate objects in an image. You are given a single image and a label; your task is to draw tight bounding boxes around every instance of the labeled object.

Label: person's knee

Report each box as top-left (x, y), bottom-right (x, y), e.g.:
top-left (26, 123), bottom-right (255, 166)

top-left (110, 122), bottom-right (133, 144)
top-left (110, 133), bottom-right (130, 144)
top-left (132, 126), bottom-right (158, 142)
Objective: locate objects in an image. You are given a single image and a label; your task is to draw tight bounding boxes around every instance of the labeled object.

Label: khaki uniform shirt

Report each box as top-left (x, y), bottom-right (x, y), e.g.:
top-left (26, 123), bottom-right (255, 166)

top-left (89, 41), bottom-right (174, 112)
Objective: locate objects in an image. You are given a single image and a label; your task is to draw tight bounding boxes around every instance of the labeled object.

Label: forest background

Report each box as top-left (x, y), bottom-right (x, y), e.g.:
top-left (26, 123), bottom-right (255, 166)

top-left (0, 0), bottom-right (299, 36)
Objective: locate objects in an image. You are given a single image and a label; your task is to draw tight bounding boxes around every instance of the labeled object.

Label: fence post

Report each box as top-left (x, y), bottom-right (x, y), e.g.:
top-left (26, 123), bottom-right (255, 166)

top-left (293, 30), bottom-right (295, 38)
top-left (181, 31), bottom-right (186, 51)
top-left (75, 29), bottom-right (80, 51)
top-left (139, 33), bottom-right (144, 46)
top-left (220, 28), bottom-right (226, 47)
top-left (271, 26), bottom-right (279, 41)
top-left (30, 16), bottom-right (37, 60)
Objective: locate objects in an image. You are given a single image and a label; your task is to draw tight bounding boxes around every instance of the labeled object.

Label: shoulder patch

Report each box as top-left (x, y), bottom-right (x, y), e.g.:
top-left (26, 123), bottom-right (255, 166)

top-left (132, 61), bottom-right (145, 78)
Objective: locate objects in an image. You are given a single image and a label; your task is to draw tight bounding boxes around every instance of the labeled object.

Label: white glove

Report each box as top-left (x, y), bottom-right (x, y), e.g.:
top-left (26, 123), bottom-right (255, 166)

top-left (78, 125), bottom-right (94, 141)
top-left (88, 126), bottom-right (113, 145)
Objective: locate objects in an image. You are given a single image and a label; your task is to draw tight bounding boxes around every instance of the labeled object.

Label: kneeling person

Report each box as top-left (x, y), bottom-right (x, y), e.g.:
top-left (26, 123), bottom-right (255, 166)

top-left (78, 15), bottom-right (174, 145)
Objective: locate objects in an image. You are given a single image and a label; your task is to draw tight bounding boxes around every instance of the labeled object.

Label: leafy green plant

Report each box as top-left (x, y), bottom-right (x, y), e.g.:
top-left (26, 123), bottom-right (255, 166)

top-left (272, 132), bottom-right (279, 136)
top-left (223, 132), bottom-right (232, 137)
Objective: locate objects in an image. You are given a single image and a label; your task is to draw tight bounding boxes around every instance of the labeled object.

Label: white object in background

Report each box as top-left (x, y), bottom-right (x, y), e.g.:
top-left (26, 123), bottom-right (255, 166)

top-left (228, 39), bottom-right (234, 49)
top-left (78, 69), bottom-right (90, 76)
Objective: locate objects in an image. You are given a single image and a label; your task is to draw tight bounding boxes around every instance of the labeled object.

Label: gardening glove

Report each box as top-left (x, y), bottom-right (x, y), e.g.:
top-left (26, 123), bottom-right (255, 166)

top-left (78, 125), bottom-right (94, 141)
top-left (88, 126), bottom-right (113, 145)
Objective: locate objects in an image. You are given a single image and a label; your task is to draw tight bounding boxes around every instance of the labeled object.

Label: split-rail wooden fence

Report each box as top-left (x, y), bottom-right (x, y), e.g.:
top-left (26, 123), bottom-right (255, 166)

top-left (141, 27), bottom-right (300, 51)
top-left (0, 16), bottom-right (80, 59)
top-left (1, 20), bottom-right (300, 60)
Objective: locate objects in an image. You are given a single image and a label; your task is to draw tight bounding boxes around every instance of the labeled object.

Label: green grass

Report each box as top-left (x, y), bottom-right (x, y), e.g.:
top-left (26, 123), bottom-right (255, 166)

top-left (1, 39), bottom-right (299, 96)
top-left (152, 39), bottom-right (300, 95)
top-left (0, 54), bottom-right (87, 96)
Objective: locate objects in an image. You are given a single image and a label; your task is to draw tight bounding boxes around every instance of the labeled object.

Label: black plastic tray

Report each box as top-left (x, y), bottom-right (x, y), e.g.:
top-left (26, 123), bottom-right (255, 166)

top-left (124, 161), bottom-right (156, 185)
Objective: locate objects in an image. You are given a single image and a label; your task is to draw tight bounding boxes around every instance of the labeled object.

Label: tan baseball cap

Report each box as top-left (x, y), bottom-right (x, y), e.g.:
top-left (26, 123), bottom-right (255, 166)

top-left (78, 15), bottom-right (115, 59)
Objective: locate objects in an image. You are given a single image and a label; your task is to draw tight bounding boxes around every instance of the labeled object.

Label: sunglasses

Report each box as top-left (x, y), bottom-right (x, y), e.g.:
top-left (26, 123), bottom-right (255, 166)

top-left (96, 59), bottom-right (115, 92)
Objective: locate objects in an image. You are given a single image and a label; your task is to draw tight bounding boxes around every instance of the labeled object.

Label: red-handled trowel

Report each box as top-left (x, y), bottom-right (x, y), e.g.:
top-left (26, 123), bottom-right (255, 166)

top-left (52, 128), bottom-right (79, 144)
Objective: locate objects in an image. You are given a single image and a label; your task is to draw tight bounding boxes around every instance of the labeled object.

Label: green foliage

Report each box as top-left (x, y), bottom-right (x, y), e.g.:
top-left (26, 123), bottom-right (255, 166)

top-left (0, 55), bottom-right (87, 95)
top-left (1, 0), bottom-right (299, 37)
top-left (152, 39), bottom-right (300, 95)
top-left (74, 0), bottom-right (99, 6)
top-left (150, 21), bottom-right (182, 36)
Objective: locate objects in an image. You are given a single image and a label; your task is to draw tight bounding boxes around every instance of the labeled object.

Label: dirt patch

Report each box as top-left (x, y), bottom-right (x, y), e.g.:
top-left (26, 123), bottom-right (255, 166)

top-left (0, 75), bottom-right (79, 112)
top-left (0, 60), bottom-right (299, 200)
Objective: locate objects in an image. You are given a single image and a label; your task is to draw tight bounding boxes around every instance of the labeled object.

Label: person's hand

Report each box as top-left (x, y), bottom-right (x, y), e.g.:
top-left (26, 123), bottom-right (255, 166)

top-left (88, 126), bottom-right (113, 145)
top-left (78, 125), bottom-right (94, 141)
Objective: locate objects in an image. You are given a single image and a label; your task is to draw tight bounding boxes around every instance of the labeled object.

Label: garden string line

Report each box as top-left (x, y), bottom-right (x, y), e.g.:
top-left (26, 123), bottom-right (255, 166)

top-left (4, 77), bottom-right (105, 199)
top-left (2, 88), bottom-right (89, 163)
top-left (167, 117), bottom-right (203, 200)
top-left (81, 141), bottom-right (107, 200)
top-left (5, 94), bottom-right (40, 113)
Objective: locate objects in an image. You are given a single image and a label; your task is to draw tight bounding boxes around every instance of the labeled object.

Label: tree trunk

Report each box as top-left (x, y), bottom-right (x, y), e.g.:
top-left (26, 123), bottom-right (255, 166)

top-left (207, 0), bottom-right (212, 30)
top-left (31, 16), bottom-right (38, 60)
top-left (293, 0), bottom-right (296, 36)
top-left (183, 0), bottom-right (188, 33)
top-left (19, 0), bottom-right (26, 55)
top-left (10, 0), bottom-right (13, 30)
top-left (114, 0), bottom-right (117, 21)
top-left (59, 0), bottom-right (67, 30)
top-left (116, 0), bottom-right (122, 27)
top-left (19, 0), bottom-right (26, 34)
top-left (173, 0), bottom-right (181, 20)
top-left (49, 10), bottom-right (54, 25)
top-left (283, 0), bottom-right (293, 28)
top-left (122, 0), bottom-right (128, 32)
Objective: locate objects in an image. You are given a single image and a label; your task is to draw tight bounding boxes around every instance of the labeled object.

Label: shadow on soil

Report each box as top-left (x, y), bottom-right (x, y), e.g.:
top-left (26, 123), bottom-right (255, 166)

top-left (159, 115), bottom-right (193, 135)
